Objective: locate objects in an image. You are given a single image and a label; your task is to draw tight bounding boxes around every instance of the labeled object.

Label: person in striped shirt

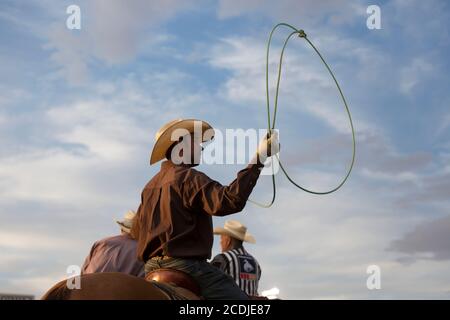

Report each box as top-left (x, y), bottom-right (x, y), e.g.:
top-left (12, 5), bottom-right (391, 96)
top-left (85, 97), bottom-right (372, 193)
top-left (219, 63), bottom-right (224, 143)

top-left (210, 220), bottom-right (262, 297)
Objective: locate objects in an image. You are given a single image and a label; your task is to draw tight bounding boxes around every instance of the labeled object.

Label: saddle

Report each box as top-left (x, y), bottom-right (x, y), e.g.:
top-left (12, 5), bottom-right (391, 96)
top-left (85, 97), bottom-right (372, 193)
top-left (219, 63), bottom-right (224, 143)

top-left (146, 268), bottom-right (268, 300)
top-left (145, 268), bottom-right (201, 300)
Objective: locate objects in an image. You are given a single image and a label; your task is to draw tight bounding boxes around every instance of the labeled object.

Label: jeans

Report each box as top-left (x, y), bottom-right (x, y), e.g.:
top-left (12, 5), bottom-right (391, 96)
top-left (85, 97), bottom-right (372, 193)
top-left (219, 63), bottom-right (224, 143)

top-left (145, 257), bottom-right (249, 300)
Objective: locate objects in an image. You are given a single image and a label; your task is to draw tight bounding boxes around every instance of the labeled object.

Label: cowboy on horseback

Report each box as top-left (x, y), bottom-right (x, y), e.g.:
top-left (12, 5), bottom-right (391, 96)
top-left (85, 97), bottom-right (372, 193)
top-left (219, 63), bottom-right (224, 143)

top-left (131, 119), bottom-right (279, 299)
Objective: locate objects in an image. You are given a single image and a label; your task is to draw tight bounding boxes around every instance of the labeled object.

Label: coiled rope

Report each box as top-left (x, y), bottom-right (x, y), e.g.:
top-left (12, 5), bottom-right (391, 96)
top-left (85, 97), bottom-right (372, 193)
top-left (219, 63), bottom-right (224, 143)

top-left (249, 23), bottom-right (356, 208)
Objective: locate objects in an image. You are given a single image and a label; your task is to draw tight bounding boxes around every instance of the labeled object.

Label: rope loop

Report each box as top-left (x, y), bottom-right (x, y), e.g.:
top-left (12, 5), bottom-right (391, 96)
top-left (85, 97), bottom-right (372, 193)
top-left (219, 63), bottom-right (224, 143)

top-left (249, 23), bottom-right (356, 208)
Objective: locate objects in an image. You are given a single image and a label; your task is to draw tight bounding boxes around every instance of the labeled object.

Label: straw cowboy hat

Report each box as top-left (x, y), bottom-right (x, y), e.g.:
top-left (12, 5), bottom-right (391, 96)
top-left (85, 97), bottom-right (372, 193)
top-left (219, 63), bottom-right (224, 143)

top-left (213, 220), bottom-right (256, 244)
top-left (150, 118), bottom-right (215, 165)
top-left (116, 210), bottom-right (136, 234)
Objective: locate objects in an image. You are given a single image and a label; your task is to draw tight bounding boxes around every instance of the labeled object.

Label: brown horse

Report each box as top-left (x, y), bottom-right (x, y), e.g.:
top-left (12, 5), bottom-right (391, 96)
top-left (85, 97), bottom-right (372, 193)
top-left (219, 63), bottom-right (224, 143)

top-left (41, 272), bottom-right (199, 300)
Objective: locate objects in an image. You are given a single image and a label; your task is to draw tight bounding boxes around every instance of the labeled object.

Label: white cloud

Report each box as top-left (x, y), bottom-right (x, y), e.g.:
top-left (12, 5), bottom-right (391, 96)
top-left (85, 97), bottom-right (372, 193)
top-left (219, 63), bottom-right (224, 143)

top-left (360, 168), bottom-right (419, 184)
top-left (216, 0), bottom-right (365, 27)
top-left (400, 58), bottom-right (434, 94)
top-left (87, 0), bottom-right (195, 63)
top-left (388, 0), bottom-right (450, 46)
top-left (47, 100), bottom-right (146, 161)
top-left (240, 181), bottom-right (450, 299)
top-left (0, 85), bottom-right (32, 107)
top-left (0, 150), bottom-right (93, 203)
top-left (8, 275), bottom-right (65, 298)
top-left (44, 24), bottom-right (90, 85)
top-left (434, 111), bottom-right (450, 139)
top-left (203, 34), bottom-right (381, 136)
top-left (0, 230), bottom-right (76, 251)
top-left (41, 0), bottom-right (197, 85)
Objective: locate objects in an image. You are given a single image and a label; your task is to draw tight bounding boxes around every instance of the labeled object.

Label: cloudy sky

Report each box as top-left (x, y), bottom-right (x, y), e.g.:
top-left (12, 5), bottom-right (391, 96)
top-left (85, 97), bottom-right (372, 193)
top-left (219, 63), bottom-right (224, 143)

top-left (1, 0), bottom-right (449, 299)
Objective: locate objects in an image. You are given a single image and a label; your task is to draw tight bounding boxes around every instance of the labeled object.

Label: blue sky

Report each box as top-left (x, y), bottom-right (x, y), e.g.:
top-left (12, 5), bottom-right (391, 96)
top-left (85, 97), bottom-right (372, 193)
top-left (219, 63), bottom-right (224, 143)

top-left (1, 0), bottom-right (450, 299)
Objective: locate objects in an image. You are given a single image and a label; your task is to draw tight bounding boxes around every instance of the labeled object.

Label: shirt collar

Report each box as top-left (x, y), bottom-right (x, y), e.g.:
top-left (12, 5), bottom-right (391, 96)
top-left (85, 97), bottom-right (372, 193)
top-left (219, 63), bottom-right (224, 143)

top-left (161, 160), bottom-right (197, 170)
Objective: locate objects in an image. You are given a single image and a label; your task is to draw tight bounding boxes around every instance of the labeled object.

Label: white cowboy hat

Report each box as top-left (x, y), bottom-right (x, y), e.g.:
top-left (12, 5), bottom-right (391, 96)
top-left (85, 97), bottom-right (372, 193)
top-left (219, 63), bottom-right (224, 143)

top-left (116, 210), bottom-right (136, 234)
top-left (213, 220), bottom-right (256, 244)
top-left (150, 118), bottom-right (215, 165)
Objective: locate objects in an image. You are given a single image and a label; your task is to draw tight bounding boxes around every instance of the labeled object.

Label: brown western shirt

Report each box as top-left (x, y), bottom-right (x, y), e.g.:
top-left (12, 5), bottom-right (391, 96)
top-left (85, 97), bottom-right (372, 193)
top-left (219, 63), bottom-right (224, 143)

top-left (81, 234), bottom-right (145, 277)
top-left (132, 160), bottom-right (264, 262)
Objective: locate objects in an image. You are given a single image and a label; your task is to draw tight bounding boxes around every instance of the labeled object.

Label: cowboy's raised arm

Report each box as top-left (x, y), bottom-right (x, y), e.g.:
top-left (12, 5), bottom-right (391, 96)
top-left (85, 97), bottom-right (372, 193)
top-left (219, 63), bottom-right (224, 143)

top-left (182, 163), bottom-right (263, 216)
top-left (182, 132), bottom-right (280, 216)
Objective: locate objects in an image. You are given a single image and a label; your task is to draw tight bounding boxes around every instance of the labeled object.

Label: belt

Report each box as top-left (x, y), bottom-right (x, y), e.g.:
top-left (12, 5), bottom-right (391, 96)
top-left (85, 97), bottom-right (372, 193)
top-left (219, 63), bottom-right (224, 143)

top-left (149, 256), bottom-right (206, 262)
top-left (150, 256), bottom-right (173, 261)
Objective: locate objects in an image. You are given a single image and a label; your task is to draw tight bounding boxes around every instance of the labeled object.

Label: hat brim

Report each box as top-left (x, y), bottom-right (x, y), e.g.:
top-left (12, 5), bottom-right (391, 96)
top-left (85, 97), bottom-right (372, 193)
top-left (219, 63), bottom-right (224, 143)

top-left (150, 119), bottom-right (214, 165)
top-left (213, 227), bottom-right (256, 244)
top-left (116, 221), bottom-right (131, 233)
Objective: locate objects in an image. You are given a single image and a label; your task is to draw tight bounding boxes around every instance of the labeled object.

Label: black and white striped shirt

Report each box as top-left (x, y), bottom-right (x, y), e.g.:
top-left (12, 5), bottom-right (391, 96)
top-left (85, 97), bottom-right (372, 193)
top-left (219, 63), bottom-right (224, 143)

top-left (211, 247), bottom-right (261, 296)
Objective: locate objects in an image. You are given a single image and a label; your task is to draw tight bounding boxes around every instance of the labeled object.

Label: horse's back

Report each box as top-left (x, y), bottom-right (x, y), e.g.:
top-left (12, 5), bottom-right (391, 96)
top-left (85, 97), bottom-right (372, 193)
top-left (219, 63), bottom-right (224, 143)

top-left (42, 272), bottom-right (169, 300)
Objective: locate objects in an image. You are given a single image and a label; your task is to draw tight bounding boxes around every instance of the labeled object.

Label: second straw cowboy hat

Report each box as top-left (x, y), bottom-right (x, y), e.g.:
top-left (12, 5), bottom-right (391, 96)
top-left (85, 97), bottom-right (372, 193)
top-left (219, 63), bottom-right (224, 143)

top-left (150, 118), bottom-right (215, 165)
top-left (116, 210), bottom-right (136, 233)
top-left (213, 220), bottom-right (256, 244)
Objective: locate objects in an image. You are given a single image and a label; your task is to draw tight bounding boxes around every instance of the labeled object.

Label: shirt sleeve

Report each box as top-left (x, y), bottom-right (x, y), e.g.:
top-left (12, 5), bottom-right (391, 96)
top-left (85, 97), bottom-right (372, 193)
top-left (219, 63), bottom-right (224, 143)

top-left (183, 163), bottom-right (264, 216)
top-left (210, 253), bottom-right (229, 273)
top-left (81, 242), bottom-right (98, 274)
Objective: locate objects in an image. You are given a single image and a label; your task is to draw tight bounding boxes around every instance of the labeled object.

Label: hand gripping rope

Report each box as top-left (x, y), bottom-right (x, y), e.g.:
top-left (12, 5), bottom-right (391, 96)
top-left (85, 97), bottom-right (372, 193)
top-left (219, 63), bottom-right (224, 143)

top-left (248, 23), bottom-right (356, 208)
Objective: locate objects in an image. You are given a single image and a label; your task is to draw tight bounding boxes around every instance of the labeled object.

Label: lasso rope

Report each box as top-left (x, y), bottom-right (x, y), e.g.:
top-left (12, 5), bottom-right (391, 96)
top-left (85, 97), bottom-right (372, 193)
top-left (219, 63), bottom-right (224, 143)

top-left (249, 23), bottom-right (356, 208)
